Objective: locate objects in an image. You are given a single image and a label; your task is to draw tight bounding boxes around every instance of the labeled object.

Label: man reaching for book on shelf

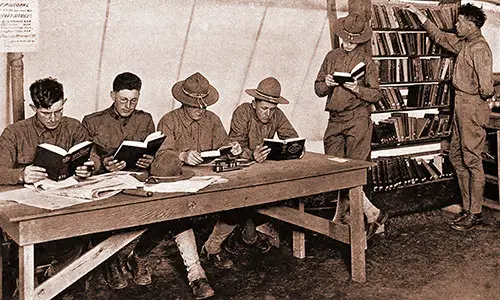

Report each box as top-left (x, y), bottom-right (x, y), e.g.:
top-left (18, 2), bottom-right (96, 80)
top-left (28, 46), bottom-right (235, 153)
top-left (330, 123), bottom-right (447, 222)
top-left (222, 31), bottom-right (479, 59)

top-left (0, 77), bottom-right (99, 298)
top-left (204, 77), bottom-right (299, 260)
top-left (406, 3), bottom-right (494, 232)
top-left (314, 12), bottom-right (388, 239)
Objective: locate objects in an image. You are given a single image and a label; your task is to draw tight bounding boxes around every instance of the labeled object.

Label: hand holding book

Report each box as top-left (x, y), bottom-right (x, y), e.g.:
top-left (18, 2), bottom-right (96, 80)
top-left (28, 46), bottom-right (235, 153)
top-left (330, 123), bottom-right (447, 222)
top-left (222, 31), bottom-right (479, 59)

top-left (252, 144), bottom-right (272, 163)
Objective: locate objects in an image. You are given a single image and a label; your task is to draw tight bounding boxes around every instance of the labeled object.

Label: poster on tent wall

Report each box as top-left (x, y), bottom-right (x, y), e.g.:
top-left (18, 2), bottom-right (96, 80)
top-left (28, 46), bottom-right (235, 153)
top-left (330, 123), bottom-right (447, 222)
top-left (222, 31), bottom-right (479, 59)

top-left (0, 0), bottom-right (39, 52)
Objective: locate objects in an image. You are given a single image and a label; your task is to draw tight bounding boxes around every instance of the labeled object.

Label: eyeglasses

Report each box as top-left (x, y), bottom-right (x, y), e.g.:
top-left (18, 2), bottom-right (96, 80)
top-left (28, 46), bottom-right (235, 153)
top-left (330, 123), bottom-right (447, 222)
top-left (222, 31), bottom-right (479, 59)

top-left (118, 98), bottom-right (139, 104)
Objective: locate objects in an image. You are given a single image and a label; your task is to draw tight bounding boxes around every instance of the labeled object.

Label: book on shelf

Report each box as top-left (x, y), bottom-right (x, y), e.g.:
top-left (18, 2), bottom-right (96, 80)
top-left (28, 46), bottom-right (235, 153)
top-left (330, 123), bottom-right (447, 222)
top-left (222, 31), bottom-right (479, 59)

top-left (263, 137), bottom-right (305, 160)
top-left (113, 131), bottom-right (166, 169)
top-left (333, 62), bottom-right (366, 84)
top-left (33, 141), bottom-right (93, 181)
top-left (200, 145), bottom-right (233, 164)
top-left (369, 155), bottom-right (453, 191)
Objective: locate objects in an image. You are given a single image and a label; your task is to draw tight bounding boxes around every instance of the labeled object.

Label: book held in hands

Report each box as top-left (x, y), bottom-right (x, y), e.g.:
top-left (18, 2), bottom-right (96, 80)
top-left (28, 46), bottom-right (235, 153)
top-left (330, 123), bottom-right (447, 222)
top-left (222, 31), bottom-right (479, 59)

top-left (263, 137), bottom-right (305, 160)
top-left (333, 62), bottom-right (366, 84)
top-left (200, 145), bottom-right (233, 164)
top-left (33, 141), bottom-right (93, 181)
top-left (113, 131), bottom-right (166, 169)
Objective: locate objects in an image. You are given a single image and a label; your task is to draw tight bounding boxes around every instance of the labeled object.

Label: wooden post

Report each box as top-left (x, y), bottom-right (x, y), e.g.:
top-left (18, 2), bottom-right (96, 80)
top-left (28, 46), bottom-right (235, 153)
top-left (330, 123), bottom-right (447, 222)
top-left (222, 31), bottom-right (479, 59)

top-left (19, 244), bottom-right (34, 300)
top-left (349, 186), bottom-right (366, 283)
top-left (326, 0), bottom-right (340, 49)
top-left (7, 53), bottom-right (25, 122)
top-left (292, 200), bottom-right (306, 258)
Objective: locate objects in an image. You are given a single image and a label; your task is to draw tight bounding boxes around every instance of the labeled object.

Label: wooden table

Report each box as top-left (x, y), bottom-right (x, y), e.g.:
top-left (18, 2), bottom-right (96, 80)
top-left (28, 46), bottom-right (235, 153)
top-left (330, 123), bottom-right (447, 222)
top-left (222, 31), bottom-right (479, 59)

top-left (0, 152), bottom-right (373, 300)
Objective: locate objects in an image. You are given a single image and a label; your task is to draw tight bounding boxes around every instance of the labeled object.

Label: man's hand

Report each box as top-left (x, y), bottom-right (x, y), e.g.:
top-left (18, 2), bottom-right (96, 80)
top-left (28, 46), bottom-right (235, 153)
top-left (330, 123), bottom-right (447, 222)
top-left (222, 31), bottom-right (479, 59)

top-left (75, 161), bottom-right (94, 178)
top-left (325, 74), bottom-right (339, 87)
top-left (404, 4), bottom-right (427, 23)
top-left (252, 145), bottom-right (271, 163)
top-left (179, 150), bottom-right (203, 166)
top-left (136, 154), bottom-right (154, 169)
top-left (103, 156), bottom-right (126, 172)
top-left (229, 141), bottom-right (242, 156)
top-left (23, 165), bottom-right (48, 183)
top-left (343, 80), bottom-right (360, 93)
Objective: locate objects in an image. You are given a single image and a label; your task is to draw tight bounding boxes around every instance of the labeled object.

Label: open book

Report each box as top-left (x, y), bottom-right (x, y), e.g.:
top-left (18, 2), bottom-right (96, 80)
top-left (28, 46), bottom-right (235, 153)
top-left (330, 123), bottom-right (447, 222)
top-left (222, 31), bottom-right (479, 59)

top-left (113, 131), bottom-right (166, 169)
top-left (333, 62), bottom-right (366, 84)
top-left (33, 141), bottom-right (93, 181)
top-left (263, 137), bottom-right (305, 160)
top-left (200, 145), bottom-right (233, 164)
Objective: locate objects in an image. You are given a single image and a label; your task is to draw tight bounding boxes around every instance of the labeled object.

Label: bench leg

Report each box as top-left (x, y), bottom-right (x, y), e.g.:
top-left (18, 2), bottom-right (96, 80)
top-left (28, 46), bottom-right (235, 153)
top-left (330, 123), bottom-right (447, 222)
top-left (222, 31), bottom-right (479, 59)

top-left (292, 201), bottom-right (306, 258)
top-left (19, 244), bottom-right (35, 300)
top-left (349, 186), bottom-right (366, 283)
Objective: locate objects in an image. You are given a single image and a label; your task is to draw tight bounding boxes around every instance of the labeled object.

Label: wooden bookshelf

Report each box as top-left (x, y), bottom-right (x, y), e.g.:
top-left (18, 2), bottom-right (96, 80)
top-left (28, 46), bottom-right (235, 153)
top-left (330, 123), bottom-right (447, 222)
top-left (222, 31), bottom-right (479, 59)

top-left (369, 0), bottom-right (457, 193)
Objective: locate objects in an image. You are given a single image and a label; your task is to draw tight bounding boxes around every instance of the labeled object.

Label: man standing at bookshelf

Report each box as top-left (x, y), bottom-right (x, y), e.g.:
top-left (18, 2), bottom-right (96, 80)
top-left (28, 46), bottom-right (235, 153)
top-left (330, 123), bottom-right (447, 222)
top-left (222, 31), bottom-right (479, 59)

top-left (406, 4), bottom-right (494, 231)
top-left (314, 12), bottom-right (388, 239)
top-left (204, 77), bottom-right (299, 257)
top-left (0, 77), bottom-right (98, 297)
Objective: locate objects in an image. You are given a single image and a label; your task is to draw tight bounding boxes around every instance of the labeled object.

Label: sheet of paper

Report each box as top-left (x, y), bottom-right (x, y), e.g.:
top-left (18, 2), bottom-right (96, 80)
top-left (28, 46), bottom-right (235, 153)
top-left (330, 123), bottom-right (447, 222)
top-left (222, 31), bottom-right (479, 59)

top-left (328, 157), bottom-right (350, 163)
top-left (144, 175), bottom-right (224, 193)
top-left (0, 187), bottom-right (90, 210)
top-left (0, 173), bottom-right (145, 210)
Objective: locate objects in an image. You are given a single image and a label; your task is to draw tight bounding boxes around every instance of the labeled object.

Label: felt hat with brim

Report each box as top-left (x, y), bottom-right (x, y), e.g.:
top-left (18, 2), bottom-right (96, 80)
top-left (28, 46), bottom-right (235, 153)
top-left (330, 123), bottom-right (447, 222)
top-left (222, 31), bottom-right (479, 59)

top-left (245, 77), bottom-right (289, 104)
top-left (332, 12), bottom-right (372, 44)
top-left (172, 72), bottom-right (219, 108)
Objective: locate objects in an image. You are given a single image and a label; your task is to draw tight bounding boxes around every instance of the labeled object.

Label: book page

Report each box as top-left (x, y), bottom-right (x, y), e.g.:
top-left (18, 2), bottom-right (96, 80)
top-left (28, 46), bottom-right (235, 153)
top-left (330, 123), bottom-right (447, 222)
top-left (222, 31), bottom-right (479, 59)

top-left (119, 140), bottom-right (147, 148)
top-left (68, 140), bottom-right (92, 154)
top-left (38, 143), bottom-right (67, 156)
top-left (144, 131), bottom-right (164, 143)
top-left (200, 149), bottom-right (221, 158)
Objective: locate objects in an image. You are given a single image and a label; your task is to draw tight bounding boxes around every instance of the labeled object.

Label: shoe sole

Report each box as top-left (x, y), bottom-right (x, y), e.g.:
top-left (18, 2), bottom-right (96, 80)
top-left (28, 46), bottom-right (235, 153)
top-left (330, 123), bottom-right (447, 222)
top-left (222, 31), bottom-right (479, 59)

top-left (195, 290), bottom-right (215, 300)
top-left (126, 254), bottom-right (152, 286)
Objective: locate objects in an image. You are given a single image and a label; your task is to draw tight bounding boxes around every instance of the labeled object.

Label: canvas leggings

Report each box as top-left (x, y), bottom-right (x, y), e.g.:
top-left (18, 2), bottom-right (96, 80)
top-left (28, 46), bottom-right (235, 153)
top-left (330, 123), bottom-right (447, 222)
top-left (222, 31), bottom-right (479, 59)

top-left (324, 108), bottom-right (379, 223)
top-left (449, 91), bottom-right (490, 215)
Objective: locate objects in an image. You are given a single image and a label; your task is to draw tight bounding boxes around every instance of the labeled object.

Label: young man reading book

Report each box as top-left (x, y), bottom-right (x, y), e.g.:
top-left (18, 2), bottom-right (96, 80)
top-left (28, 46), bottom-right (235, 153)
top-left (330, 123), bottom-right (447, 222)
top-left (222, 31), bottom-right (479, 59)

top-left (0, 77), bottom-right (98, 298)
top-left (203, 77), bottom-right (299, 258)
top-left (148, 72), bottom-right (242, 299)
top-left (82, 72), bottom-right (161, 290)
top-left (314, 12), bottom-right (388, 239)
top-left (405, 4), bottom-right (494, 231)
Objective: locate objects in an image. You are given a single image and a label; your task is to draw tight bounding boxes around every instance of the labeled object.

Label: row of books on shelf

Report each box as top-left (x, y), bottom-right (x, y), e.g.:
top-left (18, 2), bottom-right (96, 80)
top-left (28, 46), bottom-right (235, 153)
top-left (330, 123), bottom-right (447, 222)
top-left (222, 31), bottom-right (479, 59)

top-left (372, 113), bottom-right (451, 144)
top-left (372, 83), bottom-right (451, 111)
top-left (372, 4), bottom-right (456, 30)
top-left (368, 155), bottom-right (454, 192)
top-left (372, 32), bottom-right (447, 56)
top-left (378, 57), bottom-right (452, 83)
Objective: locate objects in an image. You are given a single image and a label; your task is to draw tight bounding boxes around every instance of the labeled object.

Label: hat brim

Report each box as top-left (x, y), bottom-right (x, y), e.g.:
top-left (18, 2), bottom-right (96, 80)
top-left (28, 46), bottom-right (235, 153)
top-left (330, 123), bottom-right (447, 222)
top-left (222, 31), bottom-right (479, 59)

top-left (245, 89), bottom-right (289, 104)
top-left (332, 17), bottom-right (372, 44)
top-left (171, 80), bottom-right (219, 107)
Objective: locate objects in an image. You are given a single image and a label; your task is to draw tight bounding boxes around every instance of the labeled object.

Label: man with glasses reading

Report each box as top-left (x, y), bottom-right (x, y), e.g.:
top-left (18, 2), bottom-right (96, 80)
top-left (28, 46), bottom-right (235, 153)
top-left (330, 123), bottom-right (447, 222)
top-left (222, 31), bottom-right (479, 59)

top-left (82, 72), bottom-right (157, 290)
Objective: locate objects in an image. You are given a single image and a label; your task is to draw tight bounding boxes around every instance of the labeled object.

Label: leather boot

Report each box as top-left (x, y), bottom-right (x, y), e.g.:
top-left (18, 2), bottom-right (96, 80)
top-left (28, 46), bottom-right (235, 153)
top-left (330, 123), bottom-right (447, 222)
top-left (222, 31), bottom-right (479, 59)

top-left (452, 213), bottom-right (482, 231)
top-left (190, 278), bottom-right (215, 299)
top-left (126, 251), bottom-right (152, 286)
top-left (102, 255), bottom-right (127, 290)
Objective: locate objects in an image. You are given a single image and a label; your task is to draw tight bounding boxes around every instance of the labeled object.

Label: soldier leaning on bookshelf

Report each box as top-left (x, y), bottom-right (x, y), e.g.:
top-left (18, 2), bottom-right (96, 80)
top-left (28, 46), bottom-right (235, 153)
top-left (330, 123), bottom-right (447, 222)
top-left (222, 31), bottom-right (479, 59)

top-left (0, 77), bottom-right (100, 297)
top-left (202, 77), bottom-right (299, 265)
top-left (406, 3), bottom-right (494, 232)
top-left (314, 12), bottom-right (388, 240)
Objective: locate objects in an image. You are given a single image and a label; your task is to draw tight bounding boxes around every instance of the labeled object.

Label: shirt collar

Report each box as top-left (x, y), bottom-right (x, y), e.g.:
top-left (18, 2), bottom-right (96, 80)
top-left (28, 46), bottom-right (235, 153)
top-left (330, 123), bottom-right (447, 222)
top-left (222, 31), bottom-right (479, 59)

top-left (464, 27), bottom-right (482, 41)
top-left (107, 105), bottom-right (135, 120)
top-left (179, 107), bottom-right (198, 128)
top-left (32, 116), bottom-right (49, 136)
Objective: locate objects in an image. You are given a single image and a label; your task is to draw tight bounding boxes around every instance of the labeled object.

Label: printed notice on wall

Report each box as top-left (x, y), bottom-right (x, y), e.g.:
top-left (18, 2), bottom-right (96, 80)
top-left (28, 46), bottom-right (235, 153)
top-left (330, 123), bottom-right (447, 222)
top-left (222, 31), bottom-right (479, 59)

top-left (0, 0), bottom-right (39, 52)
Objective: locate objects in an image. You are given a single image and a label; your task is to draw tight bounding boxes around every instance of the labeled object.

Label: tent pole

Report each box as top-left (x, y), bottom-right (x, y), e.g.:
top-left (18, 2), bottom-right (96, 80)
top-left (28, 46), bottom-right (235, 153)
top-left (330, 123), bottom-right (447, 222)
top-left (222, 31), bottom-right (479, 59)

top-left (327, 0), bottom-right (340, 49)
top-left (7, 52), bottom-right (24, 122)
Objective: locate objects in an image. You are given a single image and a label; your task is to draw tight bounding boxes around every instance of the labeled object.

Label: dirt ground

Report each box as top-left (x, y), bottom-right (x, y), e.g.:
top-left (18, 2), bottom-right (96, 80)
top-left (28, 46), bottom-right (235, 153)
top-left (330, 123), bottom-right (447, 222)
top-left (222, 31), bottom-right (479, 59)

top-left (4, 182), bottom-right (500, 300)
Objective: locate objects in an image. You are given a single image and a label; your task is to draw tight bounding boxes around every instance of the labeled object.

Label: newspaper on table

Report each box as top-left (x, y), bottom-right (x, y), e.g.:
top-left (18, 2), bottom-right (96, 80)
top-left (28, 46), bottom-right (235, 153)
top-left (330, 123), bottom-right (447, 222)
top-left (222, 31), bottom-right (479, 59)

top-left (144, 175), bottom-right (227, 193)
top-left (0, 172), bottom-right (144, 210)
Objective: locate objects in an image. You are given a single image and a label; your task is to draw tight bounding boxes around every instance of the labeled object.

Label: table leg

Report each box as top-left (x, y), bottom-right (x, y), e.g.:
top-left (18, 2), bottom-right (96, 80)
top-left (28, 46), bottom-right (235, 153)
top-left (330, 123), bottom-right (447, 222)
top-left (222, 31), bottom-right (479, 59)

top-left (349, 186), bottom-right (366, 283)
top-left (496, 130), bottom-right (500, 205)
top-left (292, 200), bottom-right (306, 258)
top-left (19, 244), bottom-right (34, 300)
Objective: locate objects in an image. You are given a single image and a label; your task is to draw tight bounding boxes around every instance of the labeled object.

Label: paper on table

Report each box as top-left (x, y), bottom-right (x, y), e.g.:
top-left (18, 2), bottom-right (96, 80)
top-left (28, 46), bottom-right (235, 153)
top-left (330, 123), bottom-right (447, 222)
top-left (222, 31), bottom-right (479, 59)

top-left (328, 157), bottom-right (349, 163)
top-left (0, 187), bottom-right (90, 210)
top-left (144, 175), bottom-right (224, 193)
